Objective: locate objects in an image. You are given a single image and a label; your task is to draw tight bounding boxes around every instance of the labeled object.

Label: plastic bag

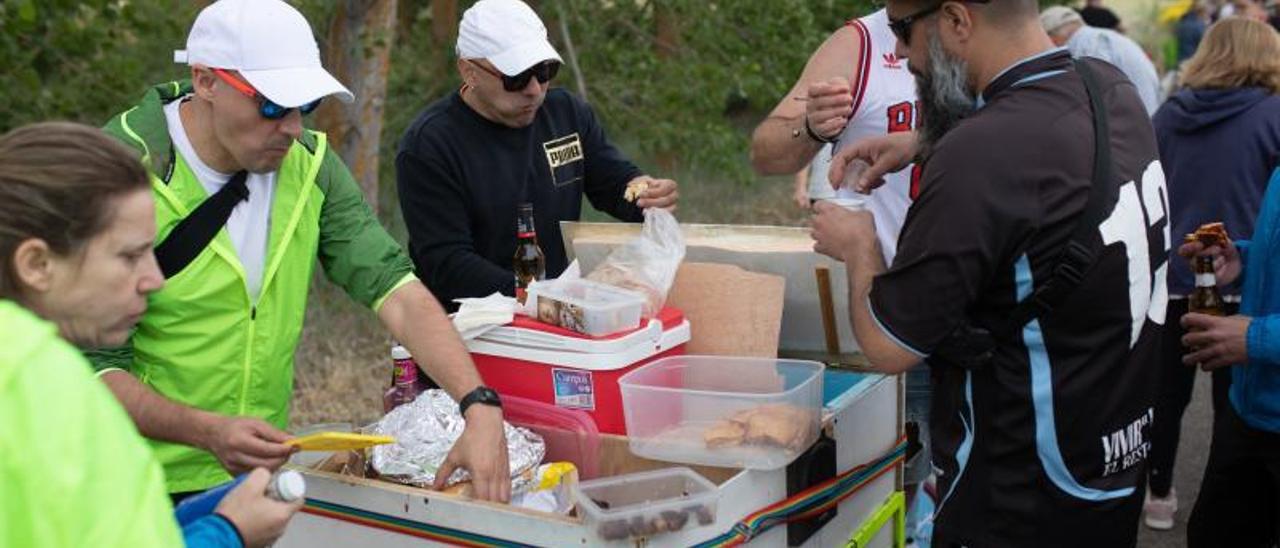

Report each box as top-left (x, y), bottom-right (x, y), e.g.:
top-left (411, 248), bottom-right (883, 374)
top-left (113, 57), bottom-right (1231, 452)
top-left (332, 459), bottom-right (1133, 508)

top-left (586, 208), bottom-right (686, 316)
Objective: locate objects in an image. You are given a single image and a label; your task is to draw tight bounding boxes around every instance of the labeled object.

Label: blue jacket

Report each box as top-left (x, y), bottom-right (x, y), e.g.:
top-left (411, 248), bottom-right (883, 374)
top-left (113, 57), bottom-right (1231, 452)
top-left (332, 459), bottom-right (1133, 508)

top-left (1154, 87), bottom-right (1280, 296)
top-left (1233, 167), bottom-right (1280, 433)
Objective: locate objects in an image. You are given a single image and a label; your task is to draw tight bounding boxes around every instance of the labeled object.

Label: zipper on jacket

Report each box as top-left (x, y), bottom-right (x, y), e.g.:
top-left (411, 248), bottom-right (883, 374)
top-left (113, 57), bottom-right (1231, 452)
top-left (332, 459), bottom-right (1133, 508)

top-left (238, 298), bottom-right (256, 416)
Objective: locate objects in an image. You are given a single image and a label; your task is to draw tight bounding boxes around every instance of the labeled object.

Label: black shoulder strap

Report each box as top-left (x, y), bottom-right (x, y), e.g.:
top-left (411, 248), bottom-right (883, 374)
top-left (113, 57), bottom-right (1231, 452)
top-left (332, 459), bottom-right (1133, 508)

top-left (154, 170), bottom-right (249, 278)
top-left (991, 59), bottom-right (1114, 337)
top-left (933, 60), bottom-right (1118, 369)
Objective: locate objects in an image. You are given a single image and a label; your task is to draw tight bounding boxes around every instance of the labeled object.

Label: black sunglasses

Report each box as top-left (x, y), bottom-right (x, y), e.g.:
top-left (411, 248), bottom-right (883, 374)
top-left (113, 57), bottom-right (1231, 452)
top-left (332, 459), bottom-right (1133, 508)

top-left (888, 0), bottom-right (990, 47)
top-left (469, 60), bottom-right (561, 92)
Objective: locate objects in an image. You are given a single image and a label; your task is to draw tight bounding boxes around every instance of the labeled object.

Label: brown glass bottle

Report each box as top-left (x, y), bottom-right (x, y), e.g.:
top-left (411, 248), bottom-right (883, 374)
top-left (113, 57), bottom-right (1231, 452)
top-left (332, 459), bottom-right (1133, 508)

top-left (1188, 255), bottom-right (1226, 317)
top-left (513, 203), bottom-right (545, 303)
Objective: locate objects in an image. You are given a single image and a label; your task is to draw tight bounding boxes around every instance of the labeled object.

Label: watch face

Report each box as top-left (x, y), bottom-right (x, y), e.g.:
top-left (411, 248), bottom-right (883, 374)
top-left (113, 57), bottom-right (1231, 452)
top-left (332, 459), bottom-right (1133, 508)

top-left (464, 387), bottom-right (501, 411)
top-left (480, 387), bottom-right (500, 402)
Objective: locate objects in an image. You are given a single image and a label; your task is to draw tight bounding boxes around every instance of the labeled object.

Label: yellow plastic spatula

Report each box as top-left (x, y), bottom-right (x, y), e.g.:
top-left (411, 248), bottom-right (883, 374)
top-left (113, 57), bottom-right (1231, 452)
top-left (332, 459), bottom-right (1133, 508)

top-left (285, 432), bottom-right (396, 451)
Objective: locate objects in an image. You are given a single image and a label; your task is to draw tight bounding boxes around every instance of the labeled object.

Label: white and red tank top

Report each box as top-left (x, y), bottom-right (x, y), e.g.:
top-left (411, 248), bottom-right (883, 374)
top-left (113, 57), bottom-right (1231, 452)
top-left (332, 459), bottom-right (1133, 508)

top-left (833, 9), bottom-right (921, 266)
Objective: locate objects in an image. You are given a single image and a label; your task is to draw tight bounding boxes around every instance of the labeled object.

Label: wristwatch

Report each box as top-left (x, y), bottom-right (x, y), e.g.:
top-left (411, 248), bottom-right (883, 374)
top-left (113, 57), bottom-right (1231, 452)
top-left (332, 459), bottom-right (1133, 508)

top-left (459, 386), bottom-right (502, 417)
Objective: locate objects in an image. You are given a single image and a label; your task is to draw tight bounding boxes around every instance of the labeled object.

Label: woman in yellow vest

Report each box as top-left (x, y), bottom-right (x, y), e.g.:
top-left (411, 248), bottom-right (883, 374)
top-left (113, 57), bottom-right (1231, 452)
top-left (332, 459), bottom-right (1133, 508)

top-left (0, 122), bottom-right (299, 547)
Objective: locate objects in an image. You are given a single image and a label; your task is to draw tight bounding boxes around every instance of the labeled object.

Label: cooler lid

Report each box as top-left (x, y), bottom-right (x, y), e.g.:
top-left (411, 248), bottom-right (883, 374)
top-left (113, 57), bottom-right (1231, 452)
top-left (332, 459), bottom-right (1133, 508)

top-left (470, 307), bottom-right (686, 356)
top-left (507, 306), bottom-right (684, 338)
top-left (467, 319), bottom-right (690, 370)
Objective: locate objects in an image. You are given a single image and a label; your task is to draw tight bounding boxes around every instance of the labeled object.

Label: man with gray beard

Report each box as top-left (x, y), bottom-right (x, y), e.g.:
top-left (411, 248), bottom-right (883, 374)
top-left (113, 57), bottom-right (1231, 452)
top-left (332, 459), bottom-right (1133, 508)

top-left (912, 27), bottom-right (975, 159)
top-left (810, 0), bottom-right (1166, 544)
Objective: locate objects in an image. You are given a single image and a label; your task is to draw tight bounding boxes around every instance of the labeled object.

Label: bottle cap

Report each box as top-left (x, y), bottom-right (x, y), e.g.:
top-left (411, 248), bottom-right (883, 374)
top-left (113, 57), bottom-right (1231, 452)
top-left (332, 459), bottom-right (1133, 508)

top-left (273, 470), bottom-right (307, 502)
top-left (391, 344), bottom-right (411, 360)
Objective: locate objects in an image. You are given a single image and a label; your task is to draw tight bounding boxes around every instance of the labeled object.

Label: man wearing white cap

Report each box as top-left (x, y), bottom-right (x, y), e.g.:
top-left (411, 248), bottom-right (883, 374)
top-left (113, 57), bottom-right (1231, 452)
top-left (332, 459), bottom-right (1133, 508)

top-left (1041, 5), bottom-right (1161, 115)
top-left (89, 0), bottom-right (513, 504)
top-left (396, 0), bottom-right (679, 310)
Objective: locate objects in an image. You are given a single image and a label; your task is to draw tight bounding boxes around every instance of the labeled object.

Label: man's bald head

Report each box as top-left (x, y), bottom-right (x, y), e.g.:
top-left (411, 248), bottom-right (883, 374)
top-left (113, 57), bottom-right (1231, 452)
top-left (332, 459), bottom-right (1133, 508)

top-left (890, 0), bottom-right (1039, 16)
top-left (886, 0), bottom-right (1040, 28)
top-left (957, 0), bottom-right (1041, 30)
top-left (885, 0), bottom-right (1055, 155)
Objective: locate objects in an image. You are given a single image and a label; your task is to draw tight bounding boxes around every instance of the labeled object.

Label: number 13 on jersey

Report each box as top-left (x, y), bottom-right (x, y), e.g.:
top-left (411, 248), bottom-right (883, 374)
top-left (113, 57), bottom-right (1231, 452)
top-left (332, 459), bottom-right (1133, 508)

top-left (1099, 161), bottom-right (1172, 347)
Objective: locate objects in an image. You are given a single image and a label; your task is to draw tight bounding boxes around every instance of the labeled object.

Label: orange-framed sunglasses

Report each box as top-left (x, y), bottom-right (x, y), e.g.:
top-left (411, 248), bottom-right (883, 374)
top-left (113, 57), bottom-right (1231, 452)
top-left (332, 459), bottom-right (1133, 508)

top-left (211, 68), bottom-right (322, 120)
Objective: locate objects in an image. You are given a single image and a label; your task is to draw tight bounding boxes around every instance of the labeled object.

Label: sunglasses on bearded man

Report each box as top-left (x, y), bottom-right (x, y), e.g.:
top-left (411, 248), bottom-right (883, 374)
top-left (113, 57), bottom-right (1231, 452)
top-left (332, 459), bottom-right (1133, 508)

top-left (887, 0), bottom-right (991, 47)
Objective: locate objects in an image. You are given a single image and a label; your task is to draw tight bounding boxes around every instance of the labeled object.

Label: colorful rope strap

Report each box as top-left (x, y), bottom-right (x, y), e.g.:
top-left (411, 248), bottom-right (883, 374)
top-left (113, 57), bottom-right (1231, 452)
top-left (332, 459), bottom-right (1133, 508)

top-left (693, 436), bottom-right (910, 548)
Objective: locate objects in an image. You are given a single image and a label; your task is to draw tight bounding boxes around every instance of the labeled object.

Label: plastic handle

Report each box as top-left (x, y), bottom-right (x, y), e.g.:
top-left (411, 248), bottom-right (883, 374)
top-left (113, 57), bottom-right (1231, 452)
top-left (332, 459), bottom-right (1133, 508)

top-left (284, 432), bottom-right (396, 451)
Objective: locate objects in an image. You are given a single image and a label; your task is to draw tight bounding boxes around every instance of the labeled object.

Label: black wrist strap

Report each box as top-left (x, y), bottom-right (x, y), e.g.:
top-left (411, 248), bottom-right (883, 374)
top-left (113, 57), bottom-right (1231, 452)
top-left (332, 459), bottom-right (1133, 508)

top-left (804, 117), bottom-right (837, 144)
top-left (459, 386), bottom-right (501, 417)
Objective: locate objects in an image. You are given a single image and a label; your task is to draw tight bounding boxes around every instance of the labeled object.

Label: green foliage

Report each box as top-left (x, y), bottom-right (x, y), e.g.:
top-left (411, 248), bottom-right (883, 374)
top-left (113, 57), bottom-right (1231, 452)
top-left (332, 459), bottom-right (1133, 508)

top-left (0, 0), bottom-right (876, 196)
top-left (548, 0), bottom-right (873, 179)
top-left (0, 0), bottom-right (200, 128)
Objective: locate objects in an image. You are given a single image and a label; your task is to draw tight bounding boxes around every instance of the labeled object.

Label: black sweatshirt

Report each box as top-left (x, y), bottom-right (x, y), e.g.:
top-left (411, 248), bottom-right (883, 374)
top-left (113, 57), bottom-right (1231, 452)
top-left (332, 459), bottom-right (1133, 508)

top-left (396, 88), bottom-right (643, 310)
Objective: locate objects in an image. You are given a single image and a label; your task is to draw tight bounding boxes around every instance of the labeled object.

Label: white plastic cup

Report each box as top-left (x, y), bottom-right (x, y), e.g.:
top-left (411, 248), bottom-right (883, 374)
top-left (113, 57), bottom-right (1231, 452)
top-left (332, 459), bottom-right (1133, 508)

top-left (821, 197), bottom-right (866, 211)
top-left (838, 158), bottom-right (872, 193)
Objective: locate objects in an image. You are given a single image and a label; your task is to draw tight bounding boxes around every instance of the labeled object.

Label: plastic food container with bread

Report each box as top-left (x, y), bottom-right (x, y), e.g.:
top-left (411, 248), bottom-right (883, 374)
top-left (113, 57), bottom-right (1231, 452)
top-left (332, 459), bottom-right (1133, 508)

top-left (618, 355), bottom-right (824, 469)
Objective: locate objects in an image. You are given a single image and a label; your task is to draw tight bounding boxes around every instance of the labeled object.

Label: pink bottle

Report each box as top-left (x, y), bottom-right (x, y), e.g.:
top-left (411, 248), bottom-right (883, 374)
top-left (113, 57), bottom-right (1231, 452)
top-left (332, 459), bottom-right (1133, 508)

top-left (382, 343), bottom-right (422, 413)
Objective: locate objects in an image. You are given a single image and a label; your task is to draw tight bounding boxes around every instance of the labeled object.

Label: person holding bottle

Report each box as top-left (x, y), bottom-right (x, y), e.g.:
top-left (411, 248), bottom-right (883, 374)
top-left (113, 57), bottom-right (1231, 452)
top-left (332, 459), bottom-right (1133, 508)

top-left (396, 0), bottom-right (678, 312)
top-left (1142, 18), bottom-right (1280, 530)
top-left (1179, 166), bottom-right (1280, 548)
top-left (0, 121), bottom-right (299, 548)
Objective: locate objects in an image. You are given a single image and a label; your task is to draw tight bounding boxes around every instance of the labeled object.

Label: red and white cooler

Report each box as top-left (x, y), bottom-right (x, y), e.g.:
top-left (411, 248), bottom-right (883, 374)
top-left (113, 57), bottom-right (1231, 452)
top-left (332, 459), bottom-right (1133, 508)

top-left (466, 307), bottom-right (690, 434)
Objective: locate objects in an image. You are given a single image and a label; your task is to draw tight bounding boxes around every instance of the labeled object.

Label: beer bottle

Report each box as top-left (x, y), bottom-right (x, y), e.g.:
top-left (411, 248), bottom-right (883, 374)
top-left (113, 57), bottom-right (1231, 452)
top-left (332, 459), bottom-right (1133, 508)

top-left (1188, 254), bottom-right (1225, 317)
top-left (513, 202), bottom-right (545, 304)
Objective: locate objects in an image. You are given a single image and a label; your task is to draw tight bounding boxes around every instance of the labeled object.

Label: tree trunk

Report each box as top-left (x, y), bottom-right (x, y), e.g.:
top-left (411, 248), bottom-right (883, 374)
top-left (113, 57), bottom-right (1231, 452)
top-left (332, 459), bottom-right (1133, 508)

top-left (654, 1), bottom-right (681, 59)
top-left (397, 0), bottom-right (421, 39)
top-left (314, 0), bottom-right (399, 215)
top-left (431, 0), bottom-right (458, 47)
top-left (653, 1), bottom-right (681, 172)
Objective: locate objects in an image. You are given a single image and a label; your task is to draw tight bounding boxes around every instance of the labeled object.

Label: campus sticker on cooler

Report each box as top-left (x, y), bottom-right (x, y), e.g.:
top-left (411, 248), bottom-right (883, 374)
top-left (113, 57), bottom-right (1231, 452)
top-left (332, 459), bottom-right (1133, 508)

top-left (552, 368), bottom-right (595, 410)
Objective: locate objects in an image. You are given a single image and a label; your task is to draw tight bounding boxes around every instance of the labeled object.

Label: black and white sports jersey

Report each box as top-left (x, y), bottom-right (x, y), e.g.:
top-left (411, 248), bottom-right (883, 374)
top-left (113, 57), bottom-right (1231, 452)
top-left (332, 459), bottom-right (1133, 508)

top-left (869, 50), bottom-right (1168, 547)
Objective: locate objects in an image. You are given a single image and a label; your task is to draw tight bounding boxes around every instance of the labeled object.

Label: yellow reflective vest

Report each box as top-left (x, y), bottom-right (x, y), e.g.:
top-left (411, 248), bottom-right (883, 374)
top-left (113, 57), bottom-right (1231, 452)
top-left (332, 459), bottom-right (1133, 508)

top-left (0, 300), bottom-right (183, 547)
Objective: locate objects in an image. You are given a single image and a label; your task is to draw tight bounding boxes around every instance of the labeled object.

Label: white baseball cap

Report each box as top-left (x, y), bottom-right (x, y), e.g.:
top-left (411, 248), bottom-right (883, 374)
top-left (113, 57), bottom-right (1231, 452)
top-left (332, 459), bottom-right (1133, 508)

top-left (1040, 6), bottom-right (1085, 34)
top-left (174, 0), bottom-right (353, 108)
top-left (457, 0), bottom-right (563, 76)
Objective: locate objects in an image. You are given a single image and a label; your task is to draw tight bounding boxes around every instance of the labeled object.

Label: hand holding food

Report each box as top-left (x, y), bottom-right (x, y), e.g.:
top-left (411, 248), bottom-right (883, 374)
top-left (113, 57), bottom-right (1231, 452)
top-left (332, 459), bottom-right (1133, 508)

top-left (1180, 221), bottom-right (1243, 286)
top-left (1188, 221), bottom-right (1229, 247)
top-left (624, 176), bottom-right (679, 211)
top-left (624, 179), bottom-right (648, 202)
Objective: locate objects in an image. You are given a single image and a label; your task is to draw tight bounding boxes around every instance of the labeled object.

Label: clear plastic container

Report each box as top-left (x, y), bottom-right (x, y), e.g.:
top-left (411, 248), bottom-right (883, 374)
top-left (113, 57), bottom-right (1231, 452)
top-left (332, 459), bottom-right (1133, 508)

top-left (527, 278), bottom-right (645, 336)
top-left (618, 356), bottom-right (824, 469)
top-left (573, 467), bottom-right (719, 542)
top-left (502, 395), bottom-right (601, 479)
